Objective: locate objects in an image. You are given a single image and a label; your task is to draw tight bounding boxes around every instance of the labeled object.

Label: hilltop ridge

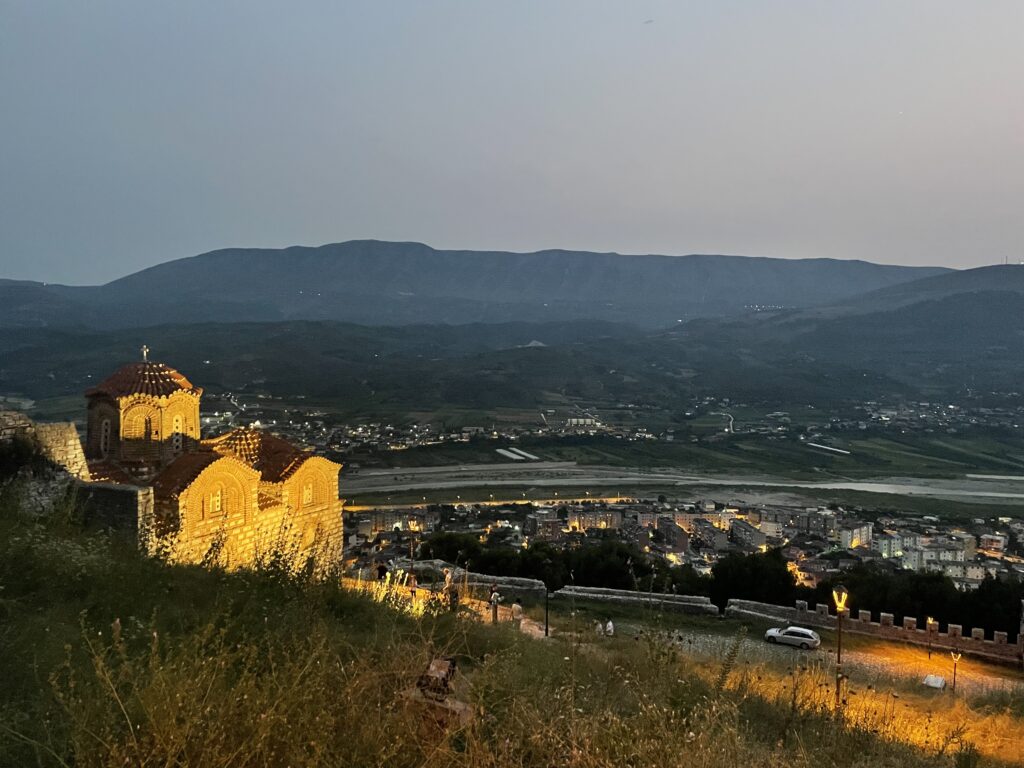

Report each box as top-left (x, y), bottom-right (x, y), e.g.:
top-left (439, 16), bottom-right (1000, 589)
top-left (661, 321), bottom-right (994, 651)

top-left (0, 240), bottom-right (948, 329)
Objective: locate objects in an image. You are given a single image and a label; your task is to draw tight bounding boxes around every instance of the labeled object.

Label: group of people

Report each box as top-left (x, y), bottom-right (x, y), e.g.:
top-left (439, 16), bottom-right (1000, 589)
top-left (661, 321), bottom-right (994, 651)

top-left (369, 565), bottom-right (532, 625)
top-left (595, 618), bottom-right (615, 637)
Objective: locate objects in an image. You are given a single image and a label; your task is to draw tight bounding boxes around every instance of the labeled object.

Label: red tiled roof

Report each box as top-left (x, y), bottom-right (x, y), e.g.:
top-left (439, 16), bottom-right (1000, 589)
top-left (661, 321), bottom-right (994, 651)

top-left (86, 362), bottom-right (203, 399)
top-left (205, 427), bottom-right (310, 482)
top-left (152, 452), bottom-right (222, 499)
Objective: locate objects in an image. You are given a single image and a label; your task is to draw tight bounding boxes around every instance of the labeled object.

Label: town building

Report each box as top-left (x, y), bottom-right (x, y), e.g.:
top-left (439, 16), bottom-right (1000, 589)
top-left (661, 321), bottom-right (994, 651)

top-left (730, 519), bottom-right (767, 550)
top-left (838, 522), bottom-right (873, 549)
top-left (567, 508), bottom-right (622, 532)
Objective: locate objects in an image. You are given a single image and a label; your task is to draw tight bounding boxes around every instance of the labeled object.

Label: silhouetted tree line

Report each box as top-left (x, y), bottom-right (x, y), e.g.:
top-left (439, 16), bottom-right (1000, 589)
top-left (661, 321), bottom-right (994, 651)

top-left (807, 564), bottom-right (1024, 638)
top-left (419, 533), bottom-right (1023, 637)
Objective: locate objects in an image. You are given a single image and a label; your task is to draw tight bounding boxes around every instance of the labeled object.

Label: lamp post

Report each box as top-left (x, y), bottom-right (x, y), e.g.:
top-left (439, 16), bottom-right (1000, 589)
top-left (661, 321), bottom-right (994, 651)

top-left (951, 649), bottom-right (961, 692)
top-left (833, 584), bottom-right (849, 711)
top-left (927, 616), bottom-right (935, 659)
top-left (543, 557), bottom-right (553, 637)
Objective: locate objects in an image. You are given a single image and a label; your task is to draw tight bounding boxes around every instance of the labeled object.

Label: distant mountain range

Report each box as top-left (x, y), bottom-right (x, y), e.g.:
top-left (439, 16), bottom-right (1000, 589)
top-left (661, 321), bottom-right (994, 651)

top-left (4, 264), bottom-right (1024, 410)
top-left (0, 240), bottom-right (948, 329)
top-left (5, 243), bottom-right (1024, 409)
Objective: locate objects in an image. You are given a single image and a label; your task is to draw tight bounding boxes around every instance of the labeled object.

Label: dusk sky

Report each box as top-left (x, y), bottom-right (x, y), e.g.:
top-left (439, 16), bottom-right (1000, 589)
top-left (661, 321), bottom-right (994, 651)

top-left (2, 1), bottom-right (1021, 284)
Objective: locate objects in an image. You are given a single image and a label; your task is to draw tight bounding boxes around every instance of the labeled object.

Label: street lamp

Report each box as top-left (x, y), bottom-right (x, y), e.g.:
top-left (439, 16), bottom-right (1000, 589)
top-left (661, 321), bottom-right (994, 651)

top-left (832, 584), bottom-right (849, 711)
top-left (927, 616), bottom-right (935, 659)
top-left (542, 557), bottom-right (553, 637)
top-left (951, 649), bottom-right (962, 692)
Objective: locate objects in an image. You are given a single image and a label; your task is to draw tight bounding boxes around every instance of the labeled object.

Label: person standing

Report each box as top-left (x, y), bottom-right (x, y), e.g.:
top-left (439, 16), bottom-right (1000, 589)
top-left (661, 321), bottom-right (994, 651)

top-left (489, 584), bottom-right (501, 625)
top-left (511, 598), bottom-right (524, 630)
top-left (442, 568), bottom-right (458, 611)
top-left (605, 619), bottom-right (615, 637)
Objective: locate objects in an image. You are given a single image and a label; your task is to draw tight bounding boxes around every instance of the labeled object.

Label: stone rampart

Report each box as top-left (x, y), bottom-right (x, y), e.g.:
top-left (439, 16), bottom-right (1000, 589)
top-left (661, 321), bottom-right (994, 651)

top-left (383, 561), bottom-right (548, 598)
top-left (0, 410), bottom-right (34, 442)
top-left (725, 599), bottom-right (1023, 666)
top-left (34, 422), bottom-right (91, 480)
top-left (553, 585), bottom-right (719, 615)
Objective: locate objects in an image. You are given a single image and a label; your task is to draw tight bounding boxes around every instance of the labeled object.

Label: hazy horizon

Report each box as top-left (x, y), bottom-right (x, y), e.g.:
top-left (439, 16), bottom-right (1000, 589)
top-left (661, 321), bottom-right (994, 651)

top-left (2, 1), bottom-right (1022, 284)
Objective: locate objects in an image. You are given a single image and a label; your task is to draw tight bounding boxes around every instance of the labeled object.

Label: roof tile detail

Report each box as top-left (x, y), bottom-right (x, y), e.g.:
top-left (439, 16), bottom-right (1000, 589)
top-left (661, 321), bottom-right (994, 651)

top-left (204, 427), bottom-right (310, 482)
top-left (87, 362), bottom-right (203, 399)
top-left (152, 452), bottom-right (223, 499)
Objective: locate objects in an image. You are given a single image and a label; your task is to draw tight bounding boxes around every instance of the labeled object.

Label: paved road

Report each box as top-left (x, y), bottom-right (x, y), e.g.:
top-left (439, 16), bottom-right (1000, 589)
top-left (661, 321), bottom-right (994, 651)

top-left (344, 462), bottom-right (1024, 503)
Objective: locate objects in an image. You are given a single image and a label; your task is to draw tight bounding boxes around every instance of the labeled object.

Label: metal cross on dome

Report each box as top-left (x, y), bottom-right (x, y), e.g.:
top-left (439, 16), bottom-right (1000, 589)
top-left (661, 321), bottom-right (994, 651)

top-left (141, 344), bottom-right (150, 362)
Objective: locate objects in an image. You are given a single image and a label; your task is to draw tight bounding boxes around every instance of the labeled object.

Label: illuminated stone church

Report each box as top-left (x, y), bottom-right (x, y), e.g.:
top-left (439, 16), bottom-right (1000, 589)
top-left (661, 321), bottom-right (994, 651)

top-left (84, 348), bottom-right (343, 567)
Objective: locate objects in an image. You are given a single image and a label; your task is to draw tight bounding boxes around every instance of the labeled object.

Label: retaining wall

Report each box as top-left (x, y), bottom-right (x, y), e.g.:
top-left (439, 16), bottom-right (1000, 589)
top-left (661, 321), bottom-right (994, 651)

top-left (552, 585), bottom-right (719, 615)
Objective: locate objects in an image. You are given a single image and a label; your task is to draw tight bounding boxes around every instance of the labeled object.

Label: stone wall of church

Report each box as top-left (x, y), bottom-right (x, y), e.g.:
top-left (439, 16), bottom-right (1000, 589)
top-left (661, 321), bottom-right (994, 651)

top-left (78, 481), bottom-right (154, 542)
top-left (167, 458), bottom-right (343, 570)
top-left (108, 391), bottom-right (201, 466)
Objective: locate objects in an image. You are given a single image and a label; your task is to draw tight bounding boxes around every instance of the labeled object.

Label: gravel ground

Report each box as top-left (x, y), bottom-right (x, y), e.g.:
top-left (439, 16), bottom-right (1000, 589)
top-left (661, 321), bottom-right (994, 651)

top-left (642, 625), bottom-right (1024, 698)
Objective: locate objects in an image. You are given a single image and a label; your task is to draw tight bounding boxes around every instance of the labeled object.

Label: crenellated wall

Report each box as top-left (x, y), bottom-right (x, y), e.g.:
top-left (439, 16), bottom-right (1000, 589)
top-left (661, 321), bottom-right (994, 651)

top-left (725, 598), bottom-right (1023, 665)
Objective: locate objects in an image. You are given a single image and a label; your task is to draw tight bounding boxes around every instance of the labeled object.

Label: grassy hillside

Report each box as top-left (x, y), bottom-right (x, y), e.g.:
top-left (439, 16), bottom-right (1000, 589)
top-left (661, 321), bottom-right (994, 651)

top-left (1, 474), bottom-right (1019, 766)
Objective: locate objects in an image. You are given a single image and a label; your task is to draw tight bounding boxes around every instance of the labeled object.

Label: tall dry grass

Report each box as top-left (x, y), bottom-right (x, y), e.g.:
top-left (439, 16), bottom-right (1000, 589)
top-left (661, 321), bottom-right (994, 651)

top-left (1, 480), bottom-right (1017, 767)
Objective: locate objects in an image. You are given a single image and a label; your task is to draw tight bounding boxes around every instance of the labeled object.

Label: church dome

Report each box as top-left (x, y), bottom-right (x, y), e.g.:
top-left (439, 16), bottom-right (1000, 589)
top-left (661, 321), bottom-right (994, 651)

top-left (87, 361), bottom-right (203, 399)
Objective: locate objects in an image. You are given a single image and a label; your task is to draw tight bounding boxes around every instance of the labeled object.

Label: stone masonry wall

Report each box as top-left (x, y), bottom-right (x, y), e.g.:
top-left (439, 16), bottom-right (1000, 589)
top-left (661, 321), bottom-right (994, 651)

top-left (0, 410), bottom-right (34, 442)
top-left (1, 411), bottom-right (91, 481)
top-left (168, 458), bottom-right (344, 571)
top-left (34, 422), bottom-right (91, 480)
top-left (725, 598), bottom-right (1023, 666)
top-left (553, 585), bottom-right (720, 615)
top-left (77, 482), bottom-right (154, 543)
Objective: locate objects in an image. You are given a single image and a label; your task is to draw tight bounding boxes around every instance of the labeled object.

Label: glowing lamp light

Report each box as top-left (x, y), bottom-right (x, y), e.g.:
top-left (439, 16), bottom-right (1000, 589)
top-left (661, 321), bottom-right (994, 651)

top-left (832, 584), bottom-right (849, 612)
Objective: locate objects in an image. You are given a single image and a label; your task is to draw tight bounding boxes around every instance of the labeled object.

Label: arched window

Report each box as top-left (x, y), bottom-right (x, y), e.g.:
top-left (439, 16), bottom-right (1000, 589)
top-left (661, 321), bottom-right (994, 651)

top-left (123, 407), bottom-right (158, 441)
top-left (302, 482), bottom-right (313, 506)
top-left (210, 488), bottom-right (222, 515)
top-left (100, 419), bottom-right (111, 457)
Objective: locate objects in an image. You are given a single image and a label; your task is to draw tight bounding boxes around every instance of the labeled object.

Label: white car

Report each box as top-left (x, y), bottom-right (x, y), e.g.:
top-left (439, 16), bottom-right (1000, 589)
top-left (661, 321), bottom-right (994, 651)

top-left (764, 626), bottom-right (821, 650)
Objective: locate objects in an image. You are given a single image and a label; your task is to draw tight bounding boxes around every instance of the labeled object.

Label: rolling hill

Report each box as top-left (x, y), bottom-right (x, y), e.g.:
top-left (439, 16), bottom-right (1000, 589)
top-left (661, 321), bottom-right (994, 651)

top-left (0, 240), bottom-right (948, 329)
top-left (4, 256), bottom-right (1021, 412)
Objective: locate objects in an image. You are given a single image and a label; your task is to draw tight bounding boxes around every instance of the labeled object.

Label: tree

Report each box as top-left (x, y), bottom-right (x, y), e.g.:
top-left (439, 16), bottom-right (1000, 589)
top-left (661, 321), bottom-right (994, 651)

top-left (709, 549), bottom-right (795, 609)
top-left (418, 533), bottom-right (481, 565)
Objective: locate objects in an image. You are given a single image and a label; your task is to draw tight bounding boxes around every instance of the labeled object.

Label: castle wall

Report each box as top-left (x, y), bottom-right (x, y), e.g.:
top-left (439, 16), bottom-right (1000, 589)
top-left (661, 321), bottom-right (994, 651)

top-left (724, 598), bottom-right (1023, 665)
top-left (0, 410), bottom-right (35, 442)
top-left (34, 422), bottom-right (91, 480)
top-left (1, 411), bottom-right (91, 481)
